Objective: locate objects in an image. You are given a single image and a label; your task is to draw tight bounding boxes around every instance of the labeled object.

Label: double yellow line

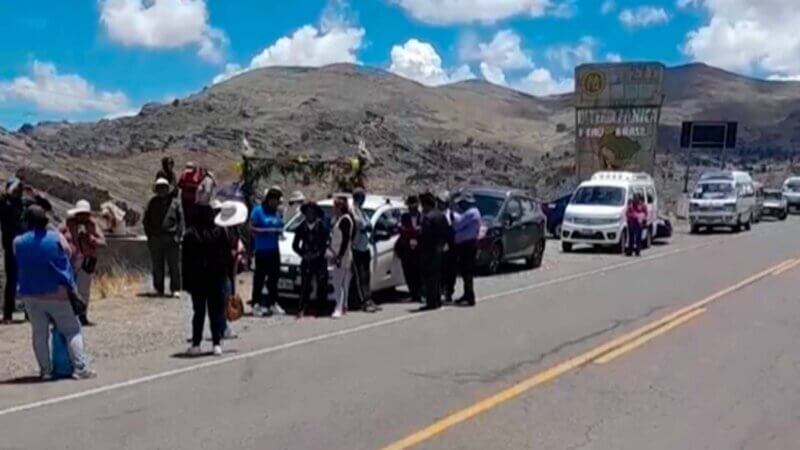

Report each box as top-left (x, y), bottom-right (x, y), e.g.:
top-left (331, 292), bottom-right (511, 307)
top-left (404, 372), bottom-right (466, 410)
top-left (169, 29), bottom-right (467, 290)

top-left (381, 258), bottom-right (798, 450)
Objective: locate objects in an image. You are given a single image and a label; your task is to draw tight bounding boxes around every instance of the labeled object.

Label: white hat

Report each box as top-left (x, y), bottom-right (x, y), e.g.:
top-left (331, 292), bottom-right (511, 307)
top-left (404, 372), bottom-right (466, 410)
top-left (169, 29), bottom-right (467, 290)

top-left (154, 177), bottom-right (170, 187)
top-left (214, 201), bottom-right (248, 227)
top-left (289, 191), bottom-right (306, 203)
top-left (68, 199), bottom-right (92, 218)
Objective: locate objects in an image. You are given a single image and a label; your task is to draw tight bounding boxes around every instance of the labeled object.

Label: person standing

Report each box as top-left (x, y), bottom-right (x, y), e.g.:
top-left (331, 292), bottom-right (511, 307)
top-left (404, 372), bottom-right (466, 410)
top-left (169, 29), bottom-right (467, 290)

top-left (249, 188), bottom-right (284, 317)
top-left (626, 193), bottom-right (647, 257)
top-left (155, 157), bottom-right (177, 190)
top-left (1, 178), bottom-right (52, 324)
top-left (214, 200), bottom-right (249, 339)
top-left (195, 169), bottom-right (217, 206)
top-left (292, 202), bottom-right (329, 318)
top-left (437, 191), bottom-right (457, 304)
top-left (395, 195), bottom-right (423, 303)
top-left (144, 178), bottom-right (184, 297)
top-left (15, 205), bottom-right (95, 379)
top-left (351, 189), bottom-right (380, 313)
top-left (452, 193), bottom-right (482, 307)
top-left (182, 204), bottom-right (233, 356)
top-left (178, 162), bottom-right (202, 224)
top-left (59, 200), bottom-right (107, 326)
top-left (418, 193), bottom-right (450, 311)
top-left (328, 196), bottom-right (353, 319)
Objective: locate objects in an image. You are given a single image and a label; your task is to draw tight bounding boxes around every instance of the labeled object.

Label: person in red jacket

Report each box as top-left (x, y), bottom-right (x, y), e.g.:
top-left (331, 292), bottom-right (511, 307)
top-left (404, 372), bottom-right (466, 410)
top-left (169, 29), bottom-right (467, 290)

top-left (625, 193), bottom-right (647, 257)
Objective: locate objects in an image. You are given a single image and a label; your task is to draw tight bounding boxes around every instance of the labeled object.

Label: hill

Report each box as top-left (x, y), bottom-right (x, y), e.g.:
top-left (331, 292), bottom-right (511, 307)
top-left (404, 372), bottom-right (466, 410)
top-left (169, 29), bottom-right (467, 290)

top-left (2, 62), bottom-right (800, 222)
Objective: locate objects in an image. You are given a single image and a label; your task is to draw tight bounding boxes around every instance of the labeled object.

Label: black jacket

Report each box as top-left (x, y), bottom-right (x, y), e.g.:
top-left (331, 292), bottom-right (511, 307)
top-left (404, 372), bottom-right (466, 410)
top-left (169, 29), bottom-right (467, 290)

top-left (182, 225), bottom-right (232, 293)
top-left (292, 221), bottom-right (329, 262)
top-left (144, 195), bottom-right (184, 239)
top-left (0, 193), bottom-right (52, 250)
top-left (420, 209), bottom-right (450, 257)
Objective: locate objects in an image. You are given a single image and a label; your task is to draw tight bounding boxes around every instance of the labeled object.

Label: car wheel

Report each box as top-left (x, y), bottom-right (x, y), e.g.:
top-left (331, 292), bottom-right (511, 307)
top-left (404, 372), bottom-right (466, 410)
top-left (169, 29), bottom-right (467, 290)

top-left (614, 228), bottom-right (627, 254)
top-left (781, 211), bottom-right (788, 221)
top-left (526, 239), bottom-right (546, 269)
top-left (554, 224), bottom-right (562, 240)
top-left (561, 241), bottom-right (573, 253)
top-left (487, 243), bottom-right (503, 275)
top-left (733, 216), bottom-right (742, 233)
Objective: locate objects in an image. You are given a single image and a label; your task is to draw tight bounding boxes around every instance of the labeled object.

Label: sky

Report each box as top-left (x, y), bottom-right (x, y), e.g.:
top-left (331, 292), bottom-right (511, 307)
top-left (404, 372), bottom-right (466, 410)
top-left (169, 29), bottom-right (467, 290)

top-left (1, 0), bottom-right (799, 129)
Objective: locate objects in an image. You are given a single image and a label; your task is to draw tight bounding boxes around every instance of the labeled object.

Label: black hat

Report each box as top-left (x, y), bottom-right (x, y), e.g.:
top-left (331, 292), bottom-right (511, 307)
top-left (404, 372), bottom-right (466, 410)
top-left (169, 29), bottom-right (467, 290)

top-left (300, 201), bottom-right (323, 216)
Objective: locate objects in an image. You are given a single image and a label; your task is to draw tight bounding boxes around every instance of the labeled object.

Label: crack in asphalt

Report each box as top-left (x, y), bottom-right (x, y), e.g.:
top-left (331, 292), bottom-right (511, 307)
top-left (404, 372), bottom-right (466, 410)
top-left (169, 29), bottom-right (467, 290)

top-left (409, 304), bottom-right (668, 385)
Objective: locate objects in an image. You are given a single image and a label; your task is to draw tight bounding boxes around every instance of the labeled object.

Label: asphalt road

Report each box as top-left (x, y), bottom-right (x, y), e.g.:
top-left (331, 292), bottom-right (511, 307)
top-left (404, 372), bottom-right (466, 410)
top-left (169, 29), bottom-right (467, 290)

top-left (1, 218), bottom-right (799, 450)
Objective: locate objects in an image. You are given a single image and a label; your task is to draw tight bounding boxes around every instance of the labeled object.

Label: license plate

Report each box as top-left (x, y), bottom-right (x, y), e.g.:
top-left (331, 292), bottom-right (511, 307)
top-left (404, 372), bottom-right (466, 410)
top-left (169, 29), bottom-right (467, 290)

top-left (278, 279), bottom-right (295, 290)
top-left (580, 229), bottom-right (592, 234)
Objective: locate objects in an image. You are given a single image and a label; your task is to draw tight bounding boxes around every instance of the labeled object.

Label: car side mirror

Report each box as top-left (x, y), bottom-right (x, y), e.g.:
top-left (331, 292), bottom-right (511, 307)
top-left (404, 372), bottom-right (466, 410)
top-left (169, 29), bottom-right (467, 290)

top-left (373, 228), bottom-right (392, 242)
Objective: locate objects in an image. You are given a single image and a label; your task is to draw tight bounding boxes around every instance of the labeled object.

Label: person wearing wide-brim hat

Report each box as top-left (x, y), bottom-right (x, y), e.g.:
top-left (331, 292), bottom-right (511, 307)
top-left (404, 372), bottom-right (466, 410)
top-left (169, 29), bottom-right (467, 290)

top-left (59, 199), bottom-right (107, 326)
top-left (212, 200), bottom-right (248, 340)
top-left (292, 201), bottom-right (329, 317)
top-left (144, 178), bottom-right (184, 297)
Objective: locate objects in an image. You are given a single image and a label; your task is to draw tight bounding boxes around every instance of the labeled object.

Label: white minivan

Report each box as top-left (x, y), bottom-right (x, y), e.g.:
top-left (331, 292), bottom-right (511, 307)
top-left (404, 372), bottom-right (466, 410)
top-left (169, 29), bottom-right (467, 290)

top-left (783, 176), bottom-right (800, 213)
top-left (689, 170), bottom-right (756, 233)
top-left (561, 172), bottom-right (658, 253)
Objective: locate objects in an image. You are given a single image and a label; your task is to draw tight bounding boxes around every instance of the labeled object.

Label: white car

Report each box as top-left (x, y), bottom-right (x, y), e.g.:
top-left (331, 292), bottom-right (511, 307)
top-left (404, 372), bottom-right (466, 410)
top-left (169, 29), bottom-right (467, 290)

top-left (783, 176), bottom-right (800, 213)
top-left (277, 194), bottom-right (407, 298)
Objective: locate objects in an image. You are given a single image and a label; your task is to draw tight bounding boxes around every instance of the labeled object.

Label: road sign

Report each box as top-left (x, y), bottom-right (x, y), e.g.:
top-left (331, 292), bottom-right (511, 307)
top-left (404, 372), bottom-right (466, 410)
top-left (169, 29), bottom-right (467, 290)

top-left (575, 62), bottom-right (666, 181)
top-left (680, 122), bottom-right (738, 149)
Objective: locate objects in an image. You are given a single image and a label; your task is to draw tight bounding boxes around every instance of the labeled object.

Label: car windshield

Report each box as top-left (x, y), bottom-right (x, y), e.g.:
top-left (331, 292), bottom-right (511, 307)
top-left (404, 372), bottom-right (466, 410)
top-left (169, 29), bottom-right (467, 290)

top-left (786, 182), bottom-right (800, 192)
top-left (473, 194), bottom-right (505, 218)
top-left (285, 206), bottom-right (375, 232)
top-left (571, 186), bottom-right (625, 206)
top-left (694, 182), bottom-right (734, 199)
top-left (765, 192), bottom-right (783, 201)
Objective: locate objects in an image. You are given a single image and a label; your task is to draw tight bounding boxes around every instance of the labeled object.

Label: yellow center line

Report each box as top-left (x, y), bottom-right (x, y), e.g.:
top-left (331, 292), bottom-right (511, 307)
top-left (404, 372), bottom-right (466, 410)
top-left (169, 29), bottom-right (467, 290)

top-left (379, 258), bottom-right (793, 450)
top-left (594, 308), bottom-right (707, 365)
top-left (772, 258), bottom-right (800, 276)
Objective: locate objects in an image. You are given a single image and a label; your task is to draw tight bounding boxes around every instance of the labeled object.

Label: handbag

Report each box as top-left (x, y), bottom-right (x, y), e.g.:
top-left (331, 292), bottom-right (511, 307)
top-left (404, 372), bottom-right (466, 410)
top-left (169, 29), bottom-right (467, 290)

top-left (226, 294), bottom-right (244, 322)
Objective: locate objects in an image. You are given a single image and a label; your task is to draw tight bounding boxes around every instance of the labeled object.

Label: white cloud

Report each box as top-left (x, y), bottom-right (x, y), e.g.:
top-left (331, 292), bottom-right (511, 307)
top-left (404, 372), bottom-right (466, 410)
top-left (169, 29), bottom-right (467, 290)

top-left (619, 6), bottom-right (670, 29)
top-left (515, 68), bottom-right (574, 96)
top-left (480, 62), bottom-right (508, 86)
top-left (100, 0), bottom-right (226, 63)
top-left (601, 0), bottom-right (616, 15)
top-left (389, 39), bottom-right (475, 86)
top-left (213, 24), bottom-right (365, 84)
top-left (390, 0), bottom-right (564, 25)
top-left (0, 61), bottom-right (129, 114)
top-left (546, 37), bottom-right (597, 70)
top-left (460, 30), bottom-right (533, 70)
top-left (606, 52), bottom-right (623, 62)
top-left (767, 74), bottom-right (800, 82)
top-left (683, 1), bottom-right (800, 77)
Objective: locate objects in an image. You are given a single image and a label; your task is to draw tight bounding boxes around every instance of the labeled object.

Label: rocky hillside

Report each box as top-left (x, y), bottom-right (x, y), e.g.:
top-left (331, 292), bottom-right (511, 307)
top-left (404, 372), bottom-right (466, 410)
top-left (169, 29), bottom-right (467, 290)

top-left (2, 62), bottom-right (800, 223)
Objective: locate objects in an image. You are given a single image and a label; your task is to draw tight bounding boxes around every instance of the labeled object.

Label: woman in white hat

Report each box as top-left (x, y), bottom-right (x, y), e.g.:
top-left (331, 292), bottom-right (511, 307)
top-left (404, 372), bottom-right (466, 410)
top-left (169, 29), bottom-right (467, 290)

top-left (58, 199), bottom-right (106, 326)
top-left (214, 201), bottom-right (248, 338)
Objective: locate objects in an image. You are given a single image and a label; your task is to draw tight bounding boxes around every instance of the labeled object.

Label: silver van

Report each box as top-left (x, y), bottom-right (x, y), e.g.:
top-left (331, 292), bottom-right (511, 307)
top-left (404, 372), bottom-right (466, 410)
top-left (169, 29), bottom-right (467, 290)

top-left (689, 171), bottom-right (756, 233)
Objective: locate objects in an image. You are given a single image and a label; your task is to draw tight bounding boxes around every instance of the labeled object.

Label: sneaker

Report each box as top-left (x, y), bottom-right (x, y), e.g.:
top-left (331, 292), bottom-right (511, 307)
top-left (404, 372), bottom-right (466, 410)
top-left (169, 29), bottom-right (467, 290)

top-left (213, 345), bottom-right (223, 356)
top-left (170, 292), bottom-right (182, 299)
top-left (271, 304), bottom-right (286, 315)
top-left (186, 346), bottom-right (202, 356)
top-left (331, 308), bottom-right (343, 319)
top-left (72, 368), bottom-right (97, 380)
top-left (363, 302), bottom-right (381, 313)
top-left (40, 372), bottom-right (53, 382)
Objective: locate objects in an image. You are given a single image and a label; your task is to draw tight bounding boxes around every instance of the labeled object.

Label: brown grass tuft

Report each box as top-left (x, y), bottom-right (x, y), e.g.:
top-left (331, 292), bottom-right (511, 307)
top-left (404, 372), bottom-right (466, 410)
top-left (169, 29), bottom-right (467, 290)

top-left (92, 272), bottom-right (144, 301)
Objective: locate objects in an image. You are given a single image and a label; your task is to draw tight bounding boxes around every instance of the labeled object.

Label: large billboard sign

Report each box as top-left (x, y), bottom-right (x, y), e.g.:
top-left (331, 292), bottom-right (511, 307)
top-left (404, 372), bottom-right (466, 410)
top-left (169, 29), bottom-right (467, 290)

top-left (575, 62), bottom-right (665, 181)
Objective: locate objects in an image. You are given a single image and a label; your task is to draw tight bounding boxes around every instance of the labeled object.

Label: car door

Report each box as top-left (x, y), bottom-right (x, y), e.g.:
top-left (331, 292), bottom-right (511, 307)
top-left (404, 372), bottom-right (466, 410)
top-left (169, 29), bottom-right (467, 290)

top-left (371, 207), bottom-right (403, 291)
top-left (645, 186), bottom-right (657, 228)
top-left (517, 197), bottom-right (538, 255)
top-left (503, 197), bottom-right (526, 258)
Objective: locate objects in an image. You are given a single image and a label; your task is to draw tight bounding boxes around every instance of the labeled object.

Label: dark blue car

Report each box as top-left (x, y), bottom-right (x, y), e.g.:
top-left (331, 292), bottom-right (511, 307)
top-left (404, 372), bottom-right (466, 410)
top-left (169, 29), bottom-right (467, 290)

top-left (541, 193), bottom-right (573, 239)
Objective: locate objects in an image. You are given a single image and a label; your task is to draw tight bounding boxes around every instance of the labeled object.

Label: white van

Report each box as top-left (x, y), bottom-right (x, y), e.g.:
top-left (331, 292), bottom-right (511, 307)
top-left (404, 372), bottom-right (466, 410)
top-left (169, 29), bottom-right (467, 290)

top-left (561, 172), bottom-right (658, 253)
top-left (783, 176), bottom-right (800, 212)
top-left (689, 170), bottom-right (756, 233)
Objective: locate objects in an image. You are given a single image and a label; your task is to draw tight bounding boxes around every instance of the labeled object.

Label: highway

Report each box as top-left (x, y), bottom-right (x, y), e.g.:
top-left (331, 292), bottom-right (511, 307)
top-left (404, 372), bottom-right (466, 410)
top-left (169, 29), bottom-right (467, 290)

top-left (1, 219), bottom-right (799, 450)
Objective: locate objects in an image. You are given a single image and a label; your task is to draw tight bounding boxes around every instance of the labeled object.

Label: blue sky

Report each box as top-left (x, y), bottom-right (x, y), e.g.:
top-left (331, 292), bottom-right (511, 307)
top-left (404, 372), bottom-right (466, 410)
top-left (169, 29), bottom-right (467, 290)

top-left (0, 0), bottom-right (796, 129)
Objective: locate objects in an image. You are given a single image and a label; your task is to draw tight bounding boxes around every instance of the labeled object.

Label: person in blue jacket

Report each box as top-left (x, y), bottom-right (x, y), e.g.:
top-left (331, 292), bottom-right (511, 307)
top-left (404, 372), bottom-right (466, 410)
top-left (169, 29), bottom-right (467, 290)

top-left (249, 188), bottom-right (284, 317)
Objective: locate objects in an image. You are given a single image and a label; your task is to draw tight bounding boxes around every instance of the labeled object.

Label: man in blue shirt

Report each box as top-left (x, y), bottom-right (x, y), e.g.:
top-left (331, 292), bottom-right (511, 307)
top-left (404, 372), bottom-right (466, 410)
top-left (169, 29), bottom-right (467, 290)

top-left (250, 188), bottom-right (284, 317)
top-left (452, 193), bottom-right (482, 307)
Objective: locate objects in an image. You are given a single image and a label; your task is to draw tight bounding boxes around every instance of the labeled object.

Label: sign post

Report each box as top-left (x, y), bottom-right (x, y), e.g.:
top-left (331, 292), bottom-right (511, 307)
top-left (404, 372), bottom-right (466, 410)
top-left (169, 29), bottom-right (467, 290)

top-left (574, 63), bottom-right (666, 181)
top-left (679, 121), bottom-right (738, 192)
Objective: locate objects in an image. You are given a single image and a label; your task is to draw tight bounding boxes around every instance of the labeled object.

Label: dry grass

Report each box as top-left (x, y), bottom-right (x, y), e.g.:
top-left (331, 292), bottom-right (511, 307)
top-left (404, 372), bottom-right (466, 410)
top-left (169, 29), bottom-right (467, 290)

top-left (92, 271), bottom-right (144, 301)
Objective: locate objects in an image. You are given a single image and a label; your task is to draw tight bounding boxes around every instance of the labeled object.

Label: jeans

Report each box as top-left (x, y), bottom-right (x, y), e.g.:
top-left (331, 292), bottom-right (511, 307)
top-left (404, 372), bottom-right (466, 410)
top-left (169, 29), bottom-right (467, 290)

top-left (351, 249), bottom-right (371, 309)
top-left (190, 286), bottom-right (224, 347)
top-left (455, 240), bottom-right (478, 303)
top-left (400, 251), bottom-right (422, 303)
top-left (627, 220), bottom-right (643, 255)
top-left (330, 266), bottom-right (352, 314)
top-left (3, 248), bottom-right (18, 321)
top-left (251, 250), bottom-right (280, 309)
top-left (148, 235), bottom-right (181, 294)
top-left (24, 295), bottom-right (88, 375)
top-left (299, 258), bottom-right (328, 314)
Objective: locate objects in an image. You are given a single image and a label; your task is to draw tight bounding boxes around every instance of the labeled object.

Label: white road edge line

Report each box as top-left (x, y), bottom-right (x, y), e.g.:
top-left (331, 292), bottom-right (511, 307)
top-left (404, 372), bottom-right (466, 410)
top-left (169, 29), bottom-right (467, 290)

top-left (0, 232), bottom-right (758, 418)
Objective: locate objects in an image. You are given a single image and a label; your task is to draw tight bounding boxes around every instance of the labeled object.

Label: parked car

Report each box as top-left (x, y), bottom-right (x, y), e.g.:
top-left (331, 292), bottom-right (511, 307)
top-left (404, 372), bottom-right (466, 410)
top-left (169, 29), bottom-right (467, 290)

top-left (277, 194), bottom-right (407, 299)
top-left (458, 187), bottom-right (547, 274)
top-left (561, 172), bottom-right (658, 253)
top-left (541, 192), bottom-right (572, 239)
top-left (783, 176), bottom-right (800, 213)
top-left (760, 189), bottom-right (789, 220)
top-left (689, 170), bottom-right (756, 233)
top-left (654, 216), bottom-right (672, 241)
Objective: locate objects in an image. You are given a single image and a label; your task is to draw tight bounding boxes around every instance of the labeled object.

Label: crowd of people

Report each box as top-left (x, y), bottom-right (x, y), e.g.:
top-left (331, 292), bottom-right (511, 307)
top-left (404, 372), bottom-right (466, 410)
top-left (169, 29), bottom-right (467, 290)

top-left (0, 155), bottom-right (489, 380)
